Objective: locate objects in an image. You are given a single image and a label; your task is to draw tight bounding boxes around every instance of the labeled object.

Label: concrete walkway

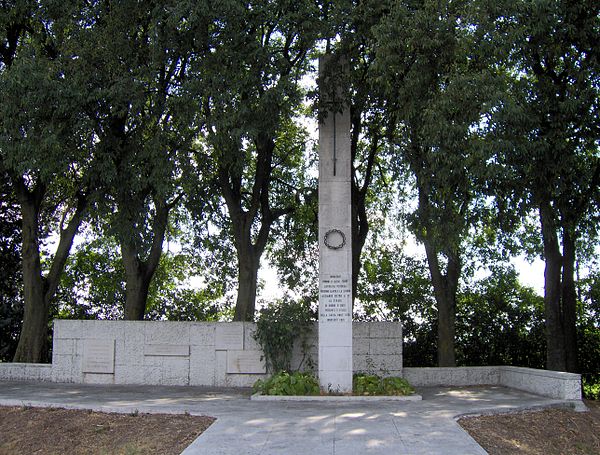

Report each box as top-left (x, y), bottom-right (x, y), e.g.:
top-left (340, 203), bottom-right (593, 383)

top-left (0, 381), bottom-right (583, 454)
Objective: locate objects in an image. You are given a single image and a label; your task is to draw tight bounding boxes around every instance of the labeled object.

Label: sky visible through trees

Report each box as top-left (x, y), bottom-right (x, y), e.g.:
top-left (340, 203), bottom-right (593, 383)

top-left (0, 0), bottom-right (598, 377)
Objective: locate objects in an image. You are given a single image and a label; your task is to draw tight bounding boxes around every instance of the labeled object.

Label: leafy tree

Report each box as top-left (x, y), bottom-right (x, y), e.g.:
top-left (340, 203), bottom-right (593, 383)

top-left (54, 236), bottom-right (126, 320)
top-left (456, 267), bottom-right (546, 368)
top-left (355, 243), bottom-right (438, 367)
top-left (264, 123), bottom-right (319, 301)
top-left (188, 0), bottom-right (325, 321)
top-left (487, 0), bottom-right (600, 371)
top-left (576, 271), bottom-right (600, 392)
top-left (55, 234), bottom-right (226, 322)
top-left (373, 0), bottom-right (497, 366)
top-left (321, 0), bottom-right (397, 302)
top-left (1, 2), bottom-right (92, 362)
top-left (0, 171), bottom-right (22, 361)
top-left (60, 0), bottom-right (200, 320)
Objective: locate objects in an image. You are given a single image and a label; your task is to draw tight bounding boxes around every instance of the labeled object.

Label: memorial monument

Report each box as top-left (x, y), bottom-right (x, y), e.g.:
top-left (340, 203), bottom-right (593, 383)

top-left (318, 56), bottom-right (353, 392)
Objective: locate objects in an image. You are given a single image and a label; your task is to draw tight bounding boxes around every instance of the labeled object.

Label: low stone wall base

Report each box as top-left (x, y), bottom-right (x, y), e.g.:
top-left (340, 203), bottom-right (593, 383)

top-left (403, 366), bottom-right (581, 400)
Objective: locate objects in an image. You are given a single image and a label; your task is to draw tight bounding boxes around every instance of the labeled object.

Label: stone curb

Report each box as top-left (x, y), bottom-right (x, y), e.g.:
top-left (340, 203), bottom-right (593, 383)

top-left (250, 392), bottom-right (422, 401)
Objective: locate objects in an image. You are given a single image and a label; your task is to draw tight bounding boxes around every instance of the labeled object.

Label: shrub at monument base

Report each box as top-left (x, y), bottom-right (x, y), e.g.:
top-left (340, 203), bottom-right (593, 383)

top-left (583, 374), bottom-right (600, 400)
top-left (253, 371), bottom-right (320, 396)
top-left (353, 374), bottom-right (415, 396)
top-left (253, 372), bottom-right (416, 396)
top-left (253, 298), bottom-right (315, 373)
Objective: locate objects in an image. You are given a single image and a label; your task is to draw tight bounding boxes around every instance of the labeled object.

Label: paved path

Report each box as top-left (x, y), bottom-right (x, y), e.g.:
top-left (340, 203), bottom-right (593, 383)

top-left (0, 381), bottom-right (581, 454)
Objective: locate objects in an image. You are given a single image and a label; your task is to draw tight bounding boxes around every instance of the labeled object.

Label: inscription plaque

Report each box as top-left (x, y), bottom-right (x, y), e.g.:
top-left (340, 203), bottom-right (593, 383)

top-left (82, 339), bottom-right (115, 374)
top-left (226, 350), bottom-right (266, 374)
top-left (319, 274), bottom-right (352, 323)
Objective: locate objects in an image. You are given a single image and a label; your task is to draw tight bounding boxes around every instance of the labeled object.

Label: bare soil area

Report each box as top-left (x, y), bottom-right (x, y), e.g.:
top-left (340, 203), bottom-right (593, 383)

top-left (0, 406), bottom-right (215, 455)
top-left (459, 400), bottom-right (600, 455)
top-left (1, 401), bottom-right (598, 454)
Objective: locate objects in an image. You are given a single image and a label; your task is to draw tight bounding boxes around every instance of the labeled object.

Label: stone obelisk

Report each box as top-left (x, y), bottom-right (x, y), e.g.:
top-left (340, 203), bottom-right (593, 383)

top-left (318, 56), bottom-right (353, 393)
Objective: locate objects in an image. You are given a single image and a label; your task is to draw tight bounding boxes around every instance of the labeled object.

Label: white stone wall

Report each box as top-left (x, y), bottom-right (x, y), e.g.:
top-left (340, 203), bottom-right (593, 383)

top-left (403, 366), bottom-right (582, 400)
top-left (403, 367), bottom-right (499, 387)
top-left (292, 321), bottom-right (403, 377)
top-left (51, 320), bottom-right (269, 387)
top-left (499, 366), bottom-right (581, 400)
top-left (0, 363), bottom-right (52, 381)
top-left (6, 320), bottom-right (401, 386)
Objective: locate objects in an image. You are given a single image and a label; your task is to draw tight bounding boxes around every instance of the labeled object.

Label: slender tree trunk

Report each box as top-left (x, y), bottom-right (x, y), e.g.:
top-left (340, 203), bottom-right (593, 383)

top-left (561, 228), bottom-right (578, 372)
top-left (234, 248), bottom-right (260, 321)
top-left (349, 104), bottom-right (379, 303)
top-left (120, 197), bottom-right (169, 321)
top-left (121, 248), bottom-right (152, 320)
top-left (13, 190), bottom-right (48, 363)
top-left (351, 190), bottom-right (369, 301)
top-left (218, 135), bottom-right (278, 322)
top-left (423, 239), bottom-right (458, 367)
top-left (13, 182), bottom-right (86, 362)
top-left (539, 201), bottom-right (566, 371)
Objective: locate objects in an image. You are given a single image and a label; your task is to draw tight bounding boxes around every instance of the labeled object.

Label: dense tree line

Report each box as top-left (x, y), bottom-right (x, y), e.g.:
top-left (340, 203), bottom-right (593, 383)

top-left (0, 0), bottom-right (598, 376)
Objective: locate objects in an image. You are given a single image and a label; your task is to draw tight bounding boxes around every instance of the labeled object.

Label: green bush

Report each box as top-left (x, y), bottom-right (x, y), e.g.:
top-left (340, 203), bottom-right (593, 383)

top-left (583, 374), bottom-right (600, 400)
top-left (253, 297), bottom-right (315, 373)
top-left (253, 371), bottom-right (320, 396)
top-left (353, 373), bottom-right (415, 396)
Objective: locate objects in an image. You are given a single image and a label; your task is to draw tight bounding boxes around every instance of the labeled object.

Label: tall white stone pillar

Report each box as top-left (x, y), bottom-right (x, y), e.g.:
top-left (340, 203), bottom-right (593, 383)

top-left (318, 56), bottom-right (353, 393)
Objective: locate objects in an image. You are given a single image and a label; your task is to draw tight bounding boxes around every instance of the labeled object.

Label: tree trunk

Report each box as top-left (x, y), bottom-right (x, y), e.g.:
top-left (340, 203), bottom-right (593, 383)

top-left (561, 228), bottom-right (578, 373)
top-left (539, 201), bottom-right (566, 371)
top-left (234, 248), bottom-right (260, 321)
top-left (13, 190), bottom-right (48, 363)
top-left (424, 239), bottom-right (458, 367)
top-left (13, 182), bottom-right (86, 363)
top-left (121, 248), bottom-right (152, 320)
top-left (120, 197), bottom-right (170, 321)
top-left (218, 135), bottom-right (277, 322)
top-left (351, 188), bottom-right (369, 302)
top-left (349, 104), bottom-right (378, 304)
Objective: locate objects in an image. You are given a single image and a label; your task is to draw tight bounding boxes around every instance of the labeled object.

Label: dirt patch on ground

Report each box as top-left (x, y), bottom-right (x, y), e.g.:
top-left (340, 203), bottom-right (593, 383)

top-left (459, 400), bottom-right (600, 455)
top-left (0, 406), bottom-right (215, 455)
top-left (2, 400), bottom-right (598, 454)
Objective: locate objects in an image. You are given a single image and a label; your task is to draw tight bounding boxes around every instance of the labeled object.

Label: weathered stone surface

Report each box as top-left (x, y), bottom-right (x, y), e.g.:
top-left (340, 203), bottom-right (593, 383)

top-left (499, 366), bottom-right (582, 400)
top-left (369, 322), bottom-right (402, 339)
top-left (243, 323), bottom-right (261, 351)
top-left (215, 323), bottom-right (244, 350)
top-left (161, 357), bottom-right (190, 385)
top-left (226, 350), bottom-right (266, 374)
top-left (190, 323), bottom-right (216, 346)
top-left (82, 339), bottom-right (115, 374)
top-left (145, 322), bottom-right (190, 344)
top-left (114, 363), bottom-right (146, 385)
top-left (4, 320), bottom-right (403, 387)
top-left (144, 344), bottom-right (190, 357)
top-left (318, 56), bottom-right (353, 393)
top-left (83, 373), bottom-right (114, 384)
top-left (369, 338), bottom-right (402, 356)
top-left (214, 350), bottom-right (228, 386)
top-left (189, 347), bottom-right (216, 386)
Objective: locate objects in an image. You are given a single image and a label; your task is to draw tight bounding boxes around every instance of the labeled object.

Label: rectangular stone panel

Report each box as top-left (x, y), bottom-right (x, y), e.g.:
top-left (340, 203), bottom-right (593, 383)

top-left (215, 324), bottom-right (244, 350)
top-left (319, 273), bottom-right (352, 323)
top-left (319, 249), bottom-right (351, 276)
top-left (320, 346), bottom-right (352, 371)
top-left (319, 204), bottom-right (351, 231)
top-left (319, 180), bottom-right (351, 205)
top-left (82, 339), bottom-right (115, 374)
top-left (189, 347), bottom-right (216, 386)
top-left (189, 323), bottom-right (216, 346)
top-left (226, 350), bottom-right (266, 374)
top-left (144, 344), bottom-right (190, 357)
